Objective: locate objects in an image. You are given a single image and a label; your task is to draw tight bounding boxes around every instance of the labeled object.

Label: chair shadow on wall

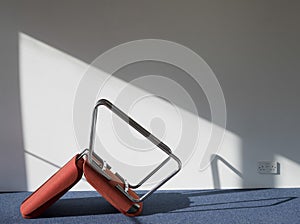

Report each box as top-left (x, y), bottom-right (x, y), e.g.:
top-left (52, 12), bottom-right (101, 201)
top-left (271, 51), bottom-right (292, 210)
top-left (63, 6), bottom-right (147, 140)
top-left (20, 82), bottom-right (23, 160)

top-left (210, 154), bottom-right (243, 189)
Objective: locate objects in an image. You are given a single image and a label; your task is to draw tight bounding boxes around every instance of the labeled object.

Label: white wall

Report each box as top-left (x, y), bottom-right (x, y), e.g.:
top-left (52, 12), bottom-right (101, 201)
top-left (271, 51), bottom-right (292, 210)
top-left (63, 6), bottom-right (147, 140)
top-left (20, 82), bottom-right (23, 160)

top-left (1, 0), bottom-right (300, 191)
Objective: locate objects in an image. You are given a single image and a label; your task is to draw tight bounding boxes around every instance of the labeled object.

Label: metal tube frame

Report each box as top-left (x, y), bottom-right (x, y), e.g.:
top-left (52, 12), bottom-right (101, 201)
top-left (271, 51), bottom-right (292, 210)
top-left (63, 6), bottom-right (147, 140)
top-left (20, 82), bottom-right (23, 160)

top-left (84, 99), bottom-right (182, 203)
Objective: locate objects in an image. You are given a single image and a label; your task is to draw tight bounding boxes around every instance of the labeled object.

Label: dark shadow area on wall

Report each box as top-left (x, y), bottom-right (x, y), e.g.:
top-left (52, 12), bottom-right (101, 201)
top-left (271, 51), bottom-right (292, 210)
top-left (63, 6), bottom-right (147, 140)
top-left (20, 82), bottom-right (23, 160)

top-left (0, 1), bottom-right (27, 191)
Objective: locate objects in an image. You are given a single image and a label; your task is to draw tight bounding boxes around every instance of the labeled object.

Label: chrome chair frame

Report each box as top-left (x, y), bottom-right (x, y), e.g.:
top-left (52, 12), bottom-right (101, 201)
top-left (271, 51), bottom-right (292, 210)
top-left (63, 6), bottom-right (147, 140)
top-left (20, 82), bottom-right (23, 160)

top-left (79, 99), bottom-right (182, 203)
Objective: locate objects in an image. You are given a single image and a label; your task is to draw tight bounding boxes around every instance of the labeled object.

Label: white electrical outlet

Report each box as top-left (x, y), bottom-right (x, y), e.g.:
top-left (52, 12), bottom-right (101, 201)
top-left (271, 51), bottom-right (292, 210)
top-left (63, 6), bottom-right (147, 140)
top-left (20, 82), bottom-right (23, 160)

top-left (257, 161), bottom-right (280, 174)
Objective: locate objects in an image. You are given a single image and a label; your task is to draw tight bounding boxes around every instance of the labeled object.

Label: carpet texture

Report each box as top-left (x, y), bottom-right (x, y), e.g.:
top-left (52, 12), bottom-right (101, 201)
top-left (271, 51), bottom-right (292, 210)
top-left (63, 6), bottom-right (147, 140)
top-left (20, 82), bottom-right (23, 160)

top-left (1, 188), bottom-right (299, 223)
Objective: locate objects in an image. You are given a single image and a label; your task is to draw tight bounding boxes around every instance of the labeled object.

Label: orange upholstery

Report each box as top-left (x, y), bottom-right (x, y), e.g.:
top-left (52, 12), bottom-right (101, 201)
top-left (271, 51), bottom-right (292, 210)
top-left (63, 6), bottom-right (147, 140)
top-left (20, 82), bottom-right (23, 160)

top-left (20, 154), bottom-right (143, 218)
top-left (20, 155), bottom-right (84, 218)
top-left (83, 160), bottom-right (143, 216)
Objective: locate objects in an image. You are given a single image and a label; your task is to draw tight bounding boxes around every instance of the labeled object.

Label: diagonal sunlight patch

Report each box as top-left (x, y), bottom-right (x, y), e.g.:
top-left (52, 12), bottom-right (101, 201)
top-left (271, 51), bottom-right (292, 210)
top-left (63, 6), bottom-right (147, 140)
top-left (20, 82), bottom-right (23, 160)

top-left (19, 32), bottom-right (242, 191)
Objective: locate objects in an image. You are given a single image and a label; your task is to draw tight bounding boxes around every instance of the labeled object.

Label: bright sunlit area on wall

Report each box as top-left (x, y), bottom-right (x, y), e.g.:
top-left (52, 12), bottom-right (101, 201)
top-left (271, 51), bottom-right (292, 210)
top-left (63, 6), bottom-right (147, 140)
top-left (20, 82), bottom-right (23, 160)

top-left (18, 32), bottom-right (250, 191)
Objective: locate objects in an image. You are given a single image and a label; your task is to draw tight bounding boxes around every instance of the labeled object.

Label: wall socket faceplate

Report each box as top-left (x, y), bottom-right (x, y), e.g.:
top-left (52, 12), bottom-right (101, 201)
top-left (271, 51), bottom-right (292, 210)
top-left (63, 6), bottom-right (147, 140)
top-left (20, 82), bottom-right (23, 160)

top-left (257, 161), bottom-right (280, 174)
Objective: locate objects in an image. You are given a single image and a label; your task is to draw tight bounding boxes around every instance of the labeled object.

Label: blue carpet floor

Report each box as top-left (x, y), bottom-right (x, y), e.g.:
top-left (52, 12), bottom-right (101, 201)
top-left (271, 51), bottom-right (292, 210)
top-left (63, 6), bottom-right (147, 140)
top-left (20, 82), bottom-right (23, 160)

top-left (1, 188), bottom-right (299, 224)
